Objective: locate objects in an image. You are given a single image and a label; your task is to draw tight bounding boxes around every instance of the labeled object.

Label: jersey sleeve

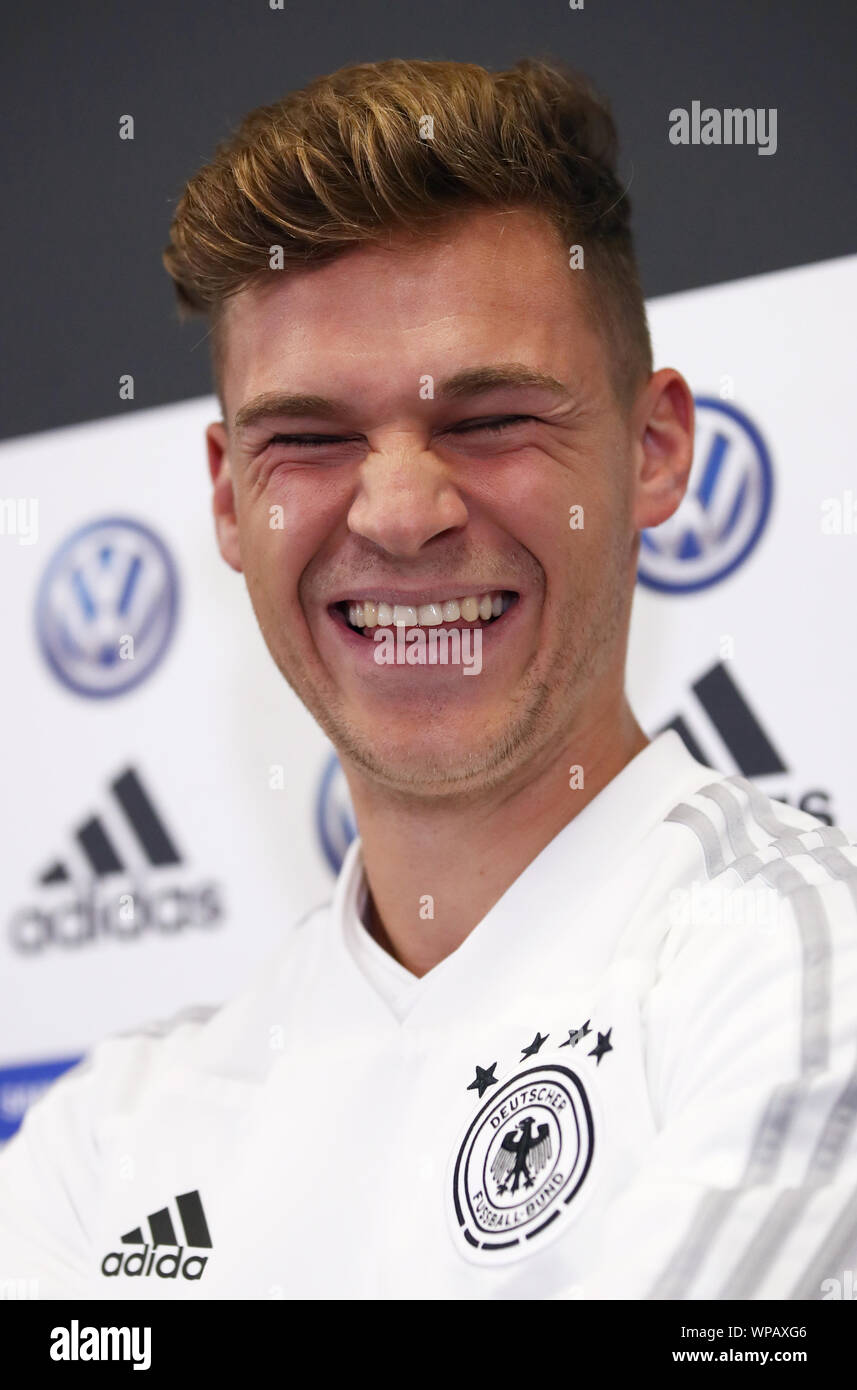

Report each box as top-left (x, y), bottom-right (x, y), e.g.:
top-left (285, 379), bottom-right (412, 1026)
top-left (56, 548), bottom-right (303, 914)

top-left (0, 1007), bottom-right (215, 1300)
top-left (568, 870), bottom-right (857, 1300)
top-left (0, 1048), bottom-right (108, 1298)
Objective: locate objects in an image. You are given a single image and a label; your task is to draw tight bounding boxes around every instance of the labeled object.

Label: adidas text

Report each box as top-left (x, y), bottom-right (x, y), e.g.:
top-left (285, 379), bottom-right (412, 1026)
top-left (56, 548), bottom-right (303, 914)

top-left (10, 878), bottom-right (223, 953)
top-left (101, 1244), bottom-right (208, 1280)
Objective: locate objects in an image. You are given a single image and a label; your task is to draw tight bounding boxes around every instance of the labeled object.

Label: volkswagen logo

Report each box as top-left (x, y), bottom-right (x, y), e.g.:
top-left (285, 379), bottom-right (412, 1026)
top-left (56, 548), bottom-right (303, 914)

top-left (315, 752), bottom-right (357, 874)
top-left (637, 399), bottom-right (773, 593)
top-left (35, 517), bottom-right (179, 697)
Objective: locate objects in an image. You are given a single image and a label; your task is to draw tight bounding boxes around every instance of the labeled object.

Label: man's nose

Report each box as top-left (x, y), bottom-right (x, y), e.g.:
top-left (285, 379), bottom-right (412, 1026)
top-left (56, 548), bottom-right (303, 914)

top-left (347, 441), bottom-right (469, 557)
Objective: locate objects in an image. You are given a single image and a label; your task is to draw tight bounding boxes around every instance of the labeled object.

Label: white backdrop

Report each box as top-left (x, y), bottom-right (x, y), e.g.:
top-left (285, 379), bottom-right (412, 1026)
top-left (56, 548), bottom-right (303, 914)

top-left (1, 252), bottom-right (854, 1140)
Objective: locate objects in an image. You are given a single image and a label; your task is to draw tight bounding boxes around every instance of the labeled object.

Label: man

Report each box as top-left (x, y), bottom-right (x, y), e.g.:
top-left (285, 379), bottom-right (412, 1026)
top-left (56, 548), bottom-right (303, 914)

top-left (2, 57), bottom-right (856, 1301)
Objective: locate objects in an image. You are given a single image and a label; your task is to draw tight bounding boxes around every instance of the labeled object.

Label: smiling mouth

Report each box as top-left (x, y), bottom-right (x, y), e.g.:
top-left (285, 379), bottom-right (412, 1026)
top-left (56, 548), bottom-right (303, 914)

top-left (331, 590), bottom-right (519, 637)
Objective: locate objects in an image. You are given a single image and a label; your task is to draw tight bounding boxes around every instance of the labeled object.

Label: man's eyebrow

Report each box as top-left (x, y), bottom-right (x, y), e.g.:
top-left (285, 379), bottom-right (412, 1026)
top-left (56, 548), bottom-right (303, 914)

top-left (437, 365), bottom-right (572, 400)
top-left (233, 393), bottom-right (349, 432)
top-left (232, 366), bottom-right (572, 432)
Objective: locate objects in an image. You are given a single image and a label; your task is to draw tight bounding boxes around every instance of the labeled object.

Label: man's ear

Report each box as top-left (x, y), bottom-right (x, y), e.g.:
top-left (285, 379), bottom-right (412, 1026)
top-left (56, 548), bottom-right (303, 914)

top-left (206, 421), bottom-right (243, 573)
top-left (630, 368), bottom-right (695, 532)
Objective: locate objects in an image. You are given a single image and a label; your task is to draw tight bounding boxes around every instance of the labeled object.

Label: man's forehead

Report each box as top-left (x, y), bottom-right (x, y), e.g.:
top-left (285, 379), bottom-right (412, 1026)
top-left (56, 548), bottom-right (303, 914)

top-left (216, 207), bottom-right (595, 414)
top-left (224, 206), bottom-right (570, 326)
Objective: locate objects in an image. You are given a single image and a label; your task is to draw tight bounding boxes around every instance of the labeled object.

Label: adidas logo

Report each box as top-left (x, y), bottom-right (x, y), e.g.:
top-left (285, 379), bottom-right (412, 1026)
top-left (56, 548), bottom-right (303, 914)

top-left (9, 765), bottom-right (224, 952)
top-left (663, 660), bottom-right (833, 822)
top-left (101, 1189), bottom-right (212, 1281)
top-left (38, 766), bottom-right (181, 885)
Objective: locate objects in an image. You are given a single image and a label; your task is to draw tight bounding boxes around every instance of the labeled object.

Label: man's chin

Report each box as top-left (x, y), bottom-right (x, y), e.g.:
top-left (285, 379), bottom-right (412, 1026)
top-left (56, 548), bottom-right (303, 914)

top-left (344, 747), bottom-right (504, 798)
top-left (332, 703), bottom-right (552, 800)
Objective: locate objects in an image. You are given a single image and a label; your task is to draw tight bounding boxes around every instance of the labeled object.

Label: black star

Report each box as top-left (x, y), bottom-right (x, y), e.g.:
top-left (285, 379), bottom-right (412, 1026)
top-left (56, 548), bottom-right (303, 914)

top-left (588, 1028), bottom-right (613, 1065)
top-left (520, 1031), bottom-right (549, 1059)
top-left (559, 1020), bottom-right (592, 1049)
top-left (467, 1062), bottom-right (499, 1097)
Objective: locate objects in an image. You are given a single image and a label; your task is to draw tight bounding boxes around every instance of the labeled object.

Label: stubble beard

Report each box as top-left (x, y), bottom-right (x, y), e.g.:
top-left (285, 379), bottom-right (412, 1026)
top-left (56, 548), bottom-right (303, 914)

top-left (253, 542), bottom-right (631, 806)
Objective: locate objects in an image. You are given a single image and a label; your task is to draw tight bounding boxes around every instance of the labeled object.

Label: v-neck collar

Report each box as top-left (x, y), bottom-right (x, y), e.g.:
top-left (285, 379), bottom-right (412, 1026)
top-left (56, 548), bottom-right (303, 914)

top-left (333, 730), bottom-right (713, 1029)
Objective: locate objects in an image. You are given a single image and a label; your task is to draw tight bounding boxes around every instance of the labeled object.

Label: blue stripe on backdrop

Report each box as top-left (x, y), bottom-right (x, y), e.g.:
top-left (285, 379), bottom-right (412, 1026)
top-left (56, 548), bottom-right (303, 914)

top-left (0, 1057), bottom-right (83, 1143)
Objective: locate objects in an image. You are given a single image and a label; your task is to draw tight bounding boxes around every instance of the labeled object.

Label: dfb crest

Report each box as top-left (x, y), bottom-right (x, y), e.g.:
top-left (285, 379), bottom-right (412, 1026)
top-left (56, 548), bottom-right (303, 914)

top-left (449, 1063), bottom-right (595, 1264)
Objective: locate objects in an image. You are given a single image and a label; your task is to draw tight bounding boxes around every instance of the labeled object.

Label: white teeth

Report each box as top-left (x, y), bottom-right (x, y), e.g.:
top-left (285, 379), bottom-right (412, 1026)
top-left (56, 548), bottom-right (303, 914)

top-left (417, 603), bottom-right (444, 626)
top-left (343, 590), bottom-right (513, 630)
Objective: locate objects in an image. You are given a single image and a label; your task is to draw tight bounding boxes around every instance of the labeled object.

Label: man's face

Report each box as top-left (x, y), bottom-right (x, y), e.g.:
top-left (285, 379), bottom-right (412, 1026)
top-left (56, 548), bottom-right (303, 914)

top-left (208, 208), bottom-right (662, 796)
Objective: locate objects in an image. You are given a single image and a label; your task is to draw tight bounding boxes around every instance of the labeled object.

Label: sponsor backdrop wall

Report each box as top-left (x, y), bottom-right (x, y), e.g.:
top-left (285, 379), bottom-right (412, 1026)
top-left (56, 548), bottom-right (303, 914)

top-left (1, 253), bottom-right (855, 1141)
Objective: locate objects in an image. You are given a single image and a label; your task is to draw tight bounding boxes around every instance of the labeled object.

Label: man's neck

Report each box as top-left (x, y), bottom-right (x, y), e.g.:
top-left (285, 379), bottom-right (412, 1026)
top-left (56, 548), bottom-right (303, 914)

top-left (348, 697), bottom-right (649, 977)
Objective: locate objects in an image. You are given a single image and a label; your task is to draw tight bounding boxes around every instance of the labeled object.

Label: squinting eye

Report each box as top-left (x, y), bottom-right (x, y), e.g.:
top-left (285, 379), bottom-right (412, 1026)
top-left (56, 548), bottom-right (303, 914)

top-left (451, 415), bottom-right (534, 435)
top-left (267, 434), bottom-right (355, 448)
top-left (263, 417), bottom-right (535, 451)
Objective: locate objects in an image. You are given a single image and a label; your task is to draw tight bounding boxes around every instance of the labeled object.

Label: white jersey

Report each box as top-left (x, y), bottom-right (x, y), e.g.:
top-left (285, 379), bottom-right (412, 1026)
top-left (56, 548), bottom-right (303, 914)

top-left (2, 730), bottom-right (857, 1301)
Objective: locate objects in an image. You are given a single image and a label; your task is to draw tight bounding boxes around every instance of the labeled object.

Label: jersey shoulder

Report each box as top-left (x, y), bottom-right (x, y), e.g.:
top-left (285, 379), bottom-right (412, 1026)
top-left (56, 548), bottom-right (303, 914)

top-left (641, 771), bottom-right (857, 1121)
top-left (647, 768), bottom-right (857, 1044)
top-left (661, 768), bottom-right (857, 917)
top-left (7, 899), bottom-right (332, 1143)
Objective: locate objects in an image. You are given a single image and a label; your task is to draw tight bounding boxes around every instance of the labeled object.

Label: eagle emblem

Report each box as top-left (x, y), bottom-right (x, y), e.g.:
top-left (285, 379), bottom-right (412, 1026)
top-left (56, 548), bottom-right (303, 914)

top-left (490, 1116), bottom-right (552, 1194)
top-left (450, 1062), bottom-right (596, 1262)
